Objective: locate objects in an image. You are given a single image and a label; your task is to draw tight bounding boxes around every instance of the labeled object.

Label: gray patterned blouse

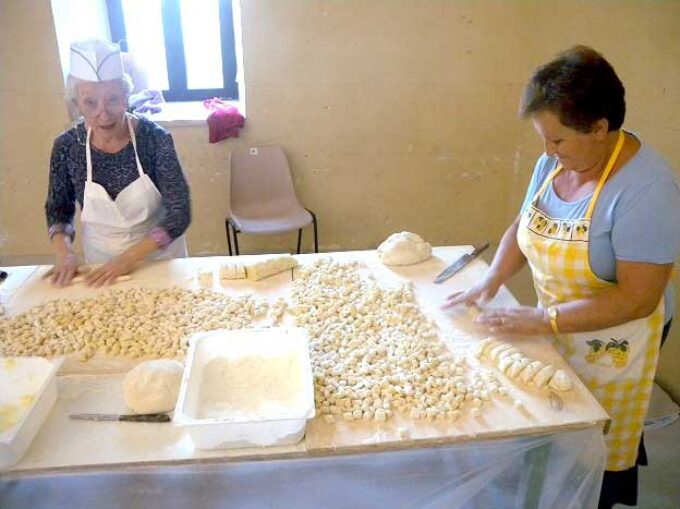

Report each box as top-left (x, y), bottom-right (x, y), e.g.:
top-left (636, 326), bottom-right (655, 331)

top-left (45, 116), bottom-right (191, 243)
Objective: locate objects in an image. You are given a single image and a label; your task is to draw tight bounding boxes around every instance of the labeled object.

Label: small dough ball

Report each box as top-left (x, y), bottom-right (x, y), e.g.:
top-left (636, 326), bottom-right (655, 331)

top-left (377, 232), bottom-right (432, 266)
top-left (123, 359), bottom-right (184, 414)
top-left (548, 369), bottom-right (573, 391)
top-left (197, 266), bottom-right (213, 287)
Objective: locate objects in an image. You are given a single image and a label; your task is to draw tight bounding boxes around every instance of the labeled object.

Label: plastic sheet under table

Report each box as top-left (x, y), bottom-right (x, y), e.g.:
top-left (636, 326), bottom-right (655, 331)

top-left (0, 428), bottom-right (605, 509)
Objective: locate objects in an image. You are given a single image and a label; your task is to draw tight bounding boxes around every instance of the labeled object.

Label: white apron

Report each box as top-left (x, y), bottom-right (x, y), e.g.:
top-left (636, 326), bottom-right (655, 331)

top-left (81, 114), bottom-right (187, 264)
top-left (517, 131), bottom-right (663, 471)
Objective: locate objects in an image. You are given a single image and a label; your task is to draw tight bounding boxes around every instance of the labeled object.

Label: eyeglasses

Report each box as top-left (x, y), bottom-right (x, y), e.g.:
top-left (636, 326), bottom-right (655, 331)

top-left (78, 94), bottom-right (127, 114)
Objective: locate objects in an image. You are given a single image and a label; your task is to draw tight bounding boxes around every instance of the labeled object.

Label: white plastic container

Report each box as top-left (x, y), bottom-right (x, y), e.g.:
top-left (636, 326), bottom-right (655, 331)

top-left (1, 357), bottom-right (60, 469)
top-left (173, 327), bottom-right (315, 450)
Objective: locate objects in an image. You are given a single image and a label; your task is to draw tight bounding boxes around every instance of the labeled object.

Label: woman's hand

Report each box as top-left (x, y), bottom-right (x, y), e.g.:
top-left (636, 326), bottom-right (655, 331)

top-left (85, 253), bottom-right (136, 288)
top-left (45, 251), bottom-right (79, 287)
top-left (46, 233), bottom-right (79, 287)
top-left (475, 306), bottom-right (551, 336)
top-left (443, 274), bottom-right (502, 309)
top-left (443, 217), bottom-right (527, 310)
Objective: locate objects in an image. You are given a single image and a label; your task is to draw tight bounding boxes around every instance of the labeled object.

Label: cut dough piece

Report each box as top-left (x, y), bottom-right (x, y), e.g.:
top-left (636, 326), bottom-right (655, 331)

top-left (489, 343), bottom-right (514, 362)
top-left (245, 255), bottom-right (298, 281)
top-left (548, 369), bottom-right (573, 391)
top-left (520, 360), bottom-right (545, 384)
top-left (197, 266), bottom-right (213, 286)
top-left (533, 364), bottom-right (557, 389)
top-left (474, 338), bottom-right (497, 359)
top-left (219, 262), bottom-right (246, 280)
top-left (123, 359), bottom-right (184, 414)
top-left (497, 348), bottom-right (520, 361)
top-left (507, 358), bottom-right (531, 379)
top-left (497, 356), bottom-right (515, 374)
top-left (377, 232), bottom-right (432, 266)
top-left (71, 274), bottom-right (132, 284)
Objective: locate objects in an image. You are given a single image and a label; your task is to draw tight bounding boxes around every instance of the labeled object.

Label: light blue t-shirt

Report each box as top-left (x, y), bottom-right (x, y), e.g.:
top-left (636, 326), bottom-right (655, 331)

top-left (520, 139), bottom-right (680, 323)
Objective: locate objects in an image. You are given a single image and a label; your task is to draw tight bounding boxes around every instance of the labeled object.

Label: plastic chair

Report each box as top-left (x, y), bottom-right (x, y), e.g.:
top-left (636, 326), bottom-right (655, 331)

top-left (226, 146), bottom-right (319, 255)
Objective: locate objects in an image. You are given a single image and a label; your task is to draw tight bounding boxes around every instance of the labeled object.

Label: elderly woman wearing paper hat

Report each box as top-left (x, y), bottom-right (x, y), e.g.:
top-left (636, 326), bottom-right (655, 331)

top-left (45, 39), bottom-right (191, 287)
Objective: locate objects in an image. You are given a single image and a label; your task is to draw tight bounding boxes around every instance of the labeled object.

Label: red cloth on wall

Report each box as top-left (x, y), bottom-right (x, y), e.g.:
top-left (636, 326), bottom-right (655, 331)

top-left (204, 98), bottom-right (245, 143)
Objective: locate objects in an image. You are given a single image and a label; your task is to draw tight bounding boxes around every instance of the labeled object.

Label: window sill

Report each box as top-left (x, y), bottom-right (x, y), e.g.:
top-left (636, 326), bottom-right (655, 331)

top-left (144, 100), bottom-right (243, 127)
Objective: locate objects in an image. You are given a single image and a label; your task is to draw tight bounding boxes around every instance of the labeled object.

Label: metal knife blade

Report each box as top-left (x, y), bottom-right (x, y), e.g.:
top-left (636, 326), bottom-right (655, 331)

top-left (69, 413), bottom-right (171, 423)
top-left (434, 243), bottom-right (490, 284)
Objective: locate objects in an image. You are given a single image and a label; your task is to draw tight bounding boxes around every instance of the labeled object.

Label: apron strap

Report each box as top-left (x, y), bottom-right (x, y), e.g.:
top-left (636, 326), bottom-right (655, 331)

top-left (531, 165), bottom-right (562, 204)
top-left (585, 130), bottom-right (625, 219)
top-left (85, 113), bottom-right (144, 182)
top-left (85, 126), bottom-right (93, 182)
top-left (125, 113), bottom-right (145, 178)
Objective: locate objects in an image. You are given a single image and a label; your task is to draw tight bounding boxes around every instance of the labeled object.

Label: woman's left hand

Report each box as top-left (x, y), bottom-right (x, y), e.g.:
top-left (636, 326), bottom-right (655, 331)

top-left (475, 306), bottom-right (552, 336)
top-left (85, 254), bottom-right (135, 288)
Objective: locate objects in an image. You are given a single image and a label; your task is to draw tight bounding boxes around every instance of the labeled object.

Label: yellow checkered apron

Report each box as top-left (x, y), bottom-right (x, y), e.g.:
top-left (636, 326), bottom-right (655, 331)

top-left (517, 131), bottom-right (663, 471)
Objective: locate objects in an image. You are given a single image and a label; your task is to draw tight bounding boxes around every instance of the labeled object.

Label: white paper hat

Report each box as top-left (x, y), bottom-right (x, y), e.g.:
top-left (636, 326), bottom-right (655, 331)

top-left (69, 39), bottom-right (124, 82)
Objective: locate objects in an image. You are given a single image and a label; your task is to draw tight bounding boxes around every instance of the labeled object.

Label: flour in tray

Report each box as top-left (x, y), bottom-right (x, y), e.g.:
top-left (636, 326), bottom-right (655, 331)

top-left (198, 354), bottom-right (306, 420)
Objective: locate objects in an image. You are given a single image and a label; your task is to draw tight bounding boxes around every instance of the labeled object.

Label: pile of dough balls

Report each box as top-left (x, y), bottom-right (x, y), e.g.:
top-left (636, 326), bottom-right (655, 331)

top-left (123, 359), bottom-right (184, 414)
top-left (474, 338), bottom-right (573, 391)
top-left (377, 232), bottom-right (432, 266)
top-left (0, 288), bottom-right (269, 360)
top-left (290, 259), bottom-right (505, 422)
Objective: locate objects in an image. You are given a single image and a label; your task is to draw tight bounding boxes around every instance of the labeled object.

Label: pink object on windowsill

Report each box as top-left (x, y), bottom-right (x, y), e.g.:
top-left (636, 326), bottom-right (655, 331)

top-left (203, 98), bottom-right (245, 143)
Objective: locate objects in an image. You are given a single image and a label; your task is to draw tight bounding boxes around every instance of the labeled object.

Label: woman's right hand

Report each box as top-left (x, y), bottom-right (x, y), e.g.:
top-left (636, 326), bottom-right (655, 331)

top-left (45, 251), bottom-right (79, 287)
top-left (45, 233), bottom-right (79, 287)
top-left (442, 274), bottom-right (502, 309)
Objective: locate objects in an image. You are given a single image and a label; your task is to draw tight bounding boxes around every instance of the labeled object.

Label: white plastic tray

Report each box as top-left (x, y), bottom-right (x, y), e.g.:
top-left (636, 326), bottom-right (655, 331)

top-left (1, 357), bottom-right (60, 469)
top-left (173, 328), bottom-right (315, 450)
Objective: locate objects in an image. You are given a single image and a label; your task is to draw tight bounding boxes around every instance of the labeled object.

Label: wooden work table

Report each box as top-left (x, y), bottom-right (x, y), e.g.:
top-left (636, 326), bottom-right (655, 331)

top-left (0, 247), bottom-right (608, 473)
top-left (0, 248), bottom-right (609, 509)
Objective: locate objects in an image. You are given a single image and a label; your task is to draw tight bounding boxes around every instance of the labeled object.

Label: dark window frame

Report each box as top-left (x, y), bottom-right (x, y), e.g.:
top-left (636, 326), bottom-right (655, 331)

top-left (107, 0), bottom-right (238, 102)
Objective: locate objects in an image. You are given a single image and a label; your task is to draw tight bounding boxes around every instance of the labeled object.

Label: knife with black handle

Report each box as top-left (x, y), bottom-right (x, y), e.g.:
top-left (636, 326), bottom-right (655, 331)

top-left (69, 412), bottom-right (172, 423)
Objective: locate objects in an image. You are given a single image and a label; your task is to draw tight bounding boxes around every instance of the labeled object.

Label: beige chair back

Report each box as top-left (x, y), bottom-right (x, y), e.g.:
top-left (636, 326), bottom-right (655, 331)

top-left (229, 146), bottom-right (302, 220)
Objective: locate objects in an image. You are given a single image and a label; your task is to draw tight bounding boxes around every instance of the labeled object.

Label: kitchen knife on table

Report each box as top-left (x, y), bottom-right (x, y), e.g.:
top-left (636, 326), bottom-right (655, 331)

top-left (69, 412), bottom-right (171, 423)
top-left (434, 243), bottom-right (490, 284)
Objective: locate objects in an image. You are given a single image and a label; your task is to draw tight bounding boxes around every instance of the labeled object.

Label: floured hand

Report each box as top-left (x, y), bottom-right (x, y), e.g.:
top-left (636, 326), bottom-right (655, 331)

top-left (475, 306), bottom-right (551, 335)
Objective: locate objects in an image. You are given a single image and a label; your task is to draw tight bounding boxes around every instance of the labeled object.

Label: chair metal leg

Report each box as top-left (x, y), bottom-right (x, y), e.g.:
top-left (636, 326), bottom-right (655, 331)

top-left (296, 228), bottom-right (303, 254)
top-left (233, 227), bottom-right (240, 256)
top-left (225, 218), bottom-right (233, 256)
top-left (308, 209), bottom-right (319, 253)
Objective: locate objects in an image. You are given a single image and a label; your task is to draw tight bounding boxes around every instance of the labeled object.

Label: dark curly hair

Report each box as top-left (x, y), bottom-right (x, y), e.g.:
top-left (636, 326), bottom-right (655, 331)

top-left (519, 46), bottom-right (626, 133)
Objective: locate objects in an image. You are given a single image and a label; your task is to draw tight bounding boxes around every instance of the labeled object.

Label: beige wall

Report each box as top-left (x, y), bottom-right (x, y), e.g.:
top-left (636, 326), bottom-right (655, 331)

top-left (1, 0), bottom-right (680, 399)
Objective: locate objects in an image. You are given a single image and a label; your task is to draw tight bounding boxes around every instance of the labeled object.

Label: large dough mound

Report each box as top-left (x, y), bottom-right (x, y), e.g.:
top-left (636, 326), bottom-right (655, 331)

top-left (377, 232), bottom-right (432, 266)
top-left (123, 359), bottom-right (184, 414)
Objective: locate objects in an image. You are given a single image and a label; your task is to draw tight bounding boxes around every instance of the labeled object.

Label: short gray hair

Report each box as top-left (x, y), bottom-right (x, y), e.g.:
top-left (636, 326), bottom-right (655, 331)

top-left (65, 73), bottom-right (135, 107)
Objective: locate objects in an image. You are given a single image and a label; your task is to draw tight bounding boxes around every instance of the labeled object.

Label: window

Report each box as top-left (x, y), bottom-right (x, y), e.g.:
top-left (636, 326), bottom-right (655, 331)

top-left (51, 0), bottom-right (240, 103)
top-left (107, 0), bottom-right (238, 102)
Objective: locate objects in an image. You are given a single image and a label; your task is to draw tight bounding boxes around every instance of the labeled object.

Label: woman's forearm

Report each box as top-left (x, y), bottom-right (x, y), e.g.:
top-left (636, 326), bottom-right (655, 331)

top-left (51, 232), bottom-right (75, 258)
top-left (485, 217), bottom-right (527, 286)
top-left (553, 261), bottom-right (672, 333)
top-left (556, 289), bottom-right (648, 333)
top-left (120, 236), bottom-right (160, 266)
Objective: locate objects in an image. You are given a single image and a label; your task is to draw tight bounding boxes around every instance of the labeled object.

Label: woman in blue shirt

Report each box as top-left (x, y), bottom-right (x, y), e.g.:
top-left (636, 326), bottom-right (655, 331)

top-left (447, 46), bottom-right (680, 509)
